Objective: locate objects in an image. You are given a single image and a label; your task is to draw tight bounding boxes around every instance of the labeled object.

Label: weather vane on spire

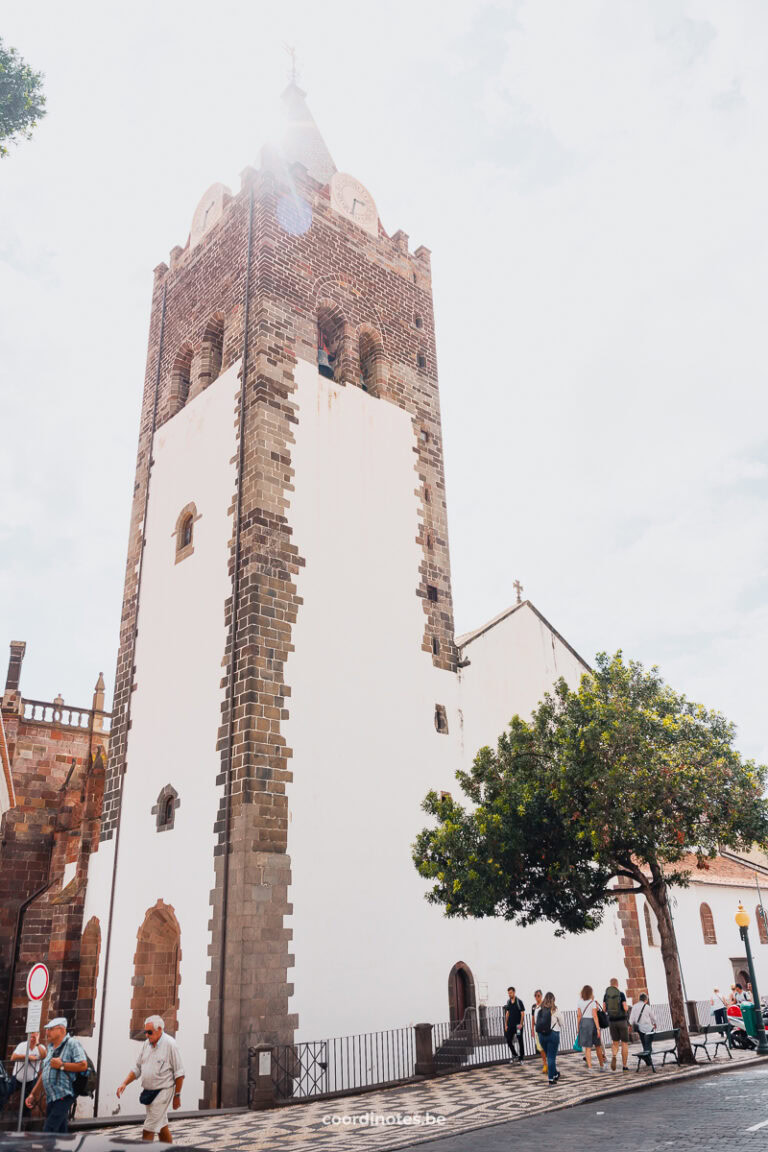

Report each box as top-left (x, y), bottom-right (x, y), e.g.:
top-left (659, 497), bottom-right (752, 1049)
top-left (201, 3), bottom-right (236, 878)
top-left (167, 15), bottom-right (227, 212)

top-left (283, 43), bottom-right (299, 86)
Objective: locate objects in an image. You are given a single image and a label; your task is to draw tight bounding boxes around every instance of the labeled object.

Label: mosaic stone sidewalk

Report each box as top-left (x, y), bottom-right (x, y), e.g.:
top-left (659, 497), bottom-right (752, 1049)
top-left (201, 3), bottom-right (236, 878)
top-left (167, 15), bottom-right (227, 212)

top-left (105, 1045), bottom-right (762, 1151)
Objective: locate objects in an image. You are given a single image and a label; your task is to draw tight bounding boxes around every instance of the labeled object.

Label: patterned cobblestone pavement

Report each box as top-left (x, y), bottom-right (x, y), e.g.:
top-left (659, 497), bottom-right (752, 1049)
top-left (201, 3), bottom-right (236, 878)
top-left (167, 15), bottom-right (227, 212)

top-left (103, 1045), bottom-right (764, 1151)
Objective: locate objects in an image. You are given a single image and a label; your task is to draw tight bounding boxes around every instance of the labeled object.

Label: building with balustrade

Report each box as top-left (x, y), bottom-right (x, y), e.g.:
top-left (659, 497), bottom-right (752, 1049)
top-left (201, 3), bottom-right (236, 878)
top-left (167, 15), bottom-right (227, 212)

top-left (0, 641), bottom-right (110, 1060)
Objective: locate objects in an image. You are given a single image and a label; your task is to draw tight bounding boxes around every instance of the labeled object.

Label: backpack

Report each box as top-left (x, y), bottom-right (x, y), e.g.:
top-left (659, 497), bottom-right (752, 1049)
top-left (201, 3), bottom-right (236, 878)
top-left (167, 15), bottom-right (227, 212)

top-left (73, 1055), bottom-right (97, 1098)
top-left (604, 986), bottom-right (625, 1020)
top-left (535, 1006), bottom-right (552, 1037)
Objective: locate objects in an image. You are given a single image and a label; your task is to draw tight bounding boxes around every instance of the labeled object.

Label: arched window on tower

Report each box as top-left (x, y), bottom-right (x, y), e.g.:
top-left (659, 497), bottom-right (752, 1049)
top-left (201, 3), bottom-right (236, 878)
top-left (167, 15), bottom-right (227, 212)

top-left (317, 303), bottom-right (344, 381)
top-left (174, 503), bottom-right (199, 564)
top-left (153, 783), bottom-right (180, 832)
top-left (358, 326), bottom-right (384, 397)
top-left (171, 344), bottom-right (194, 415)
top-left (197, 313), bottom-right (225, 395)
top-left (129, 901), bottom-right (181, 1038)
top-left (700, 902), bottom-right (717, 945)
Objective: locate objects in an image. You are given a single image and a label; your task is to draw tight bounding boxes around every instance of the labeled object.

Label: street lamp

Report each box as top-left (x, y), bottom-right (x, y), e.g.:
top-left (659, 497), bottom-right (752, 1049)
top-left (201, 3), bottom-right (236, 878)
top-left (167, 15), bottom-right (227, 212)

top-left (735, 902), bottom-right (768, 1055)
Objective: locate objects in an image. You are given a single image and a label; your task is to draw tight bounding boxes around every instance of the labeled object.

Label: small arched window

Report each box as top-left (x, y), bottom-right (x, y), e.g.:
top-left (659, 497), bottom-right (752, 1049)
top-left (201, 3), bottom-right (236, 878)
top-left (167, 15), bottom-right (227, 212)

top-left (174, 503), bottom-right (199, 564)
top-left (153, 784), bottom-right (179, 832)
top-left (700, 902), bottom-right (717, 945)
top-left (757, 906), bottom-right (768, 945)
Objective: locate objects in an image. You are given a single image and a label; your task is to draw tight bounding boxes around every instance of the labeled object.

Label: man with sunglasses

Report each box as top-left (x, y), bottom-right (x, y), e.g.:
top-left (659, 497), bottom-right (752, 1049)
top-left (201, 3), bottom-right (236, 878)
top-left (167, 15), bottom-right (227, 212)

top-left (117, 1015), bottom-right (185, 1143)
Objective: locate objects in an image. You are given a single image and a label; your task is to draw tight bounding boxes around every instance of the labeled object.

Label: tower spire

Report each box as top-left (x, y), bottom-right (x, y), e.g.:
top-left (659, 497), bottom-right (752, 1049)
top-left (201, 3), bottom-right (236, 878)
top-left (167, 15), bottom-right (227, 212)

top-left (279, 79), bottom-right (337, 187)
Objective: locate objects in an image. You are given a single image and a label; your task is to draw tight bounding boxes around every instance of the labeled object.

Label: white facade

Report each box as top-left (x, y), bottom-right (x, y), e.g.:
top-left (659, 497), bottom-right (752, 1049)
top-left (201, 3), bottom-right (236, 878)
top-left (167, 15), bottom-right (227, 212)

top-left (80, 362), bottom-right (240, 1114)
top-left (638, 876), bottom-right (768, 1010)
top-left (284, 360), bottom-right (626, 1041)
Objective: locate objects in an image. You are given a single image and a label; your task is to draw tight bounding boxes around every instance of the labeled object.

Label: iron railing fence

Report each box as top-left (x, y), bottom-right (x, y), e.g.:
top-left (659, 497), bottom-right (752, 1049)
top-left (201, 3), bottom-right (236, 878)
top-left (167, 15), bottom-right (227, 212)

top-left (269, 1026), bottom-right (416, 1102)
top-left (264, 998), bottom-right (713, 1105)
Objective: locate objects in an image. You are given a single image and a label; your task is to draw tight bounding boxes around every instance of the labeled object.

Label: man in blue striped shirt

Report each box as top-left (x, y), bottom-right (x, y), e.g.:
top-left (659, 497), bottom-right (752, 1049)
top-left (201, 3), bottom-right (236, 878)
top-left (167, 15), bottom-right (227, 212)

top-left (26, 1017), bottom-right (87, 1133)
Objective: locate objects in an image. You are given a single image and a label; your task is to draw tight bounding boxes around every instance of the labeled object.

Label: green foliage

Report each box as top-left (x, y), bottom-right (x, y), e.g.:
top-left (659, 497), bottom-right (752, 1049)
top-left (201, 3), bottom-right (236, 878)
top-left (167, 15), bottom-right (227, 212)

top-left (0, 38), bottom-right (46, 158)
top-left (413, 652), bottom-right (768, 933)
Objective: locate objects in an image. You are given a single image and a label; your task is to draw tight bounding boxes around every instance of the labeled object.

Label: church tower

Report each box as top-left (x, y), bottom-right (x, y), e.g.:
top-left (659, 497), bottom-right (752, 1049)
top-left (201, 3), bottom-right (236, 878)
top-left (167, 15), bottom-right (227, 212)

top-left (88, 84), bottom-right (461, 1110)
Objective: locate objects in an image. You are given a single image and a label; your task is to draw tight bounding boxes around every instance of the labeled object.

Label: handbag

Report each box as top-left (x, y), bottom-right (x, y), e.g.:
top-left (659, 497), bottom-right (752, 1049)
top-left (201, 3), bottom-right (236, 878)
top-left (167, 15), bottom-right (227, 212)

top-left (139, 1088), bottom-right (162, 1105)
top-left (596, 1007), bottom-right (610, 1029)
top-left (573, 1036), bottom-right (583, 1052)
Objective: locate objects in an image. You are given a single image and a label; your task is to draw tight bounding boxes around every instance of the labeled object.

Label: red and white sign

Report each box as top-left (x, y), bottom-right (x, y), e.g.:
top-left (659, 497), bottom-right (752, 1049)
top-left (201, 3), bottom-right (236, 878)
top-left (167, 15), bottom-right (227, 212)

top-left (26, 963), bottom-right (49, 1001)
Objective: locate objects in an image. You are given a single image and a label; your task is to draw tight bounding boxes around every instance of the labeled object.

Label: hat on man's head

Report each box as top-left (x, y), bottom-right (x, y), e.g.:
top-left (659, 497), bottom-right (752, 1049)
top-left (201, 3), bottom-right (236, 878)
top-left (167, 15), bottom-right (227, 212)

top-left (44, 1017), bottom-right (67, 1029)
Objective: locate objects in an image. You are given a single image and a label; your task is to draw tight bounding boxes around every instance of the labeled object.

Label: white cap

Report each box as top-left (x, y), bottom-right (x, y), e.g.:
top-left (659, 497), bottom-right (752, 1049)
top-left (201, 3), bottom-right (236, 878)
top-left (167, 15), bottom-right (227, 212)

top-left (44, 1017), bottom-right (67, 1030)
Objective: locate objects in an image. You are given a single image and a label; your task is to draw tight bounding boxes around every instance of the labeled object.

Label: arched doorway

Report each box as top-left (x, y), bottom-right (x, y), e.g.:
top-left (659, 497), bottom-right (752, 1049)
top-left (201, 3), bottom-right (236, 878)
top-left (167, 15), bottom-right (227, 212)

top-left (447, 961), bottom-right (477, 1026)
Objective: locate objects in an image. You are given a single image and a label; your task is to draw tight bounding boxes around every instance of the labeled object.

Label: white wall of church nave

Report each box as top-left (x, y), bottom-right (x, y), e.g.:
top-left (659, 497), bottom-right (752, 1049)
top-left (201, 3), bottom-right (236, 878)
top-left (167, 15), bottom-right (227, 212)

top-left (637, 886), bottom-right (768, 1008)
top-left (282, 362), bottom-right (626, 1041)
top-left (84, 364), bottom-right (239, 1115)
top-left (457, 606), bottom-right (589, 768)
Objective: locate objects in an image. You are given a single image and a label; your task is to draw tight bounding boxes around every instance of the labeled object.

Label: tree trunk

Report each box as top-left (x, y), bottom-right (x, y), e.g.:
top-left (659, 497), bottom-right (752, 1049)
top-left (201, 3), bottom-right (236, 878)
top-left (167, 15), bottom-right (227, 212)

top-left (646, 882), bottom-right (693, 1064)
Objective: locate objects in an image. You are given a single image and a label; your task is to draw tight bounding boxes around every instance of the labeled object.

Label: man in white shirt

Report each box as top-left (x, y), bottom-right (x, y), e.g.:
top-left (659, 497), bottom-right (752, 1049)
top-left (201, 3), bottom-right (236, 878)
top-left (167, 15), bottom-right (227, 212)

top-left (9, 1031), bottom-right (46, 1115)
top-left (629, 994), bottom-right (658, 1066)
top-left (116, 1015), bottom-right (185, 1143)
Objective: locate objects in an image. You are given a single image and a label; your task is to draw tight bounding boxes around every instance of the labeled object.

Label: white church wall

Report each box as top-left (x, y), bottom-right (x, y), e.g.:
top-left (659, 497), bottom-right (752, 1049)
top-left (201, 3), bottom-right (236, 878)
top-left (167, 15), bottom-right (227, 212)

top-left (284, 361), bottom-right (626, 1043)
top-left (457, 604), bottom-right (589, 766)
top-left (87, 363), bottom-right (239, 1115)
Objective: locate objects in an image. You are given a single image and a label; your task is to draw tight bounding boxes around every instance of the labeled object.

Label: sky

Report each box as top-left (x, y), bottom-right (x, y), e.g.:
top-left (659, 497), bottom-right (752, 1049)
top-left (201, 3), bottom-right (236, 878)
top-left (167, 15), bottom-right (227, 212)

top-left (1, 0), bottom-right (767, 761)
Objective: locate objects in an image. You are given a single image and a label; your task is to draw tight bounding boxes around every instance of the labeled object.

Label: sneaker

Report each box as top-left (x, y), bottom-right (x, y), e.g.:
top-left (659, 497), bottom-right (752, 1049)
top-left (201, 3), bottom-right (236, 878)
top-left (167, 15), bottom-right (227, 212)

top-left (553, 1072), bottom-right (561, 1082)
top-left (622, 1066), bottom-right (628, 1072)
top-left (611, 1055), bottom-right (616, 1070)
top-left (548, 1079), bottom-right (557, 1086)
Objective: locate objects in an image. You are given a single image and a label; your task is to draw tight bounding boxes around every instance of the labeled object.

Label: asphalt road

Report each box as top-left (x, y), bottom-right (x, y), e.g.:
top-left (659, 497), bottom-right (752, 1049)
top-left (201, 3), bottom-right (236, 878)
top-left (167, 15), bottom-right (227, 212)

top-left (395, 1064), bottom-right (768, 1152)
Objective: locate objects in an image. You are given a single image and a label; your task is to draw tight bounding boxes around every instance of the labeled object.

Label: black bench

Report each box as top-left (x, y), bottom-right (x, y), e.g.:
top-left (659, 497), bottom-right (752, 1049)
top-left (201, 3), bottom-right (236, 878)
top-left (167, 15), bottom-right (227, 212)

top-left (634, 1028), bottom-right (680, 1071)
top-left (693, 1024), bottom-right (732, 1062)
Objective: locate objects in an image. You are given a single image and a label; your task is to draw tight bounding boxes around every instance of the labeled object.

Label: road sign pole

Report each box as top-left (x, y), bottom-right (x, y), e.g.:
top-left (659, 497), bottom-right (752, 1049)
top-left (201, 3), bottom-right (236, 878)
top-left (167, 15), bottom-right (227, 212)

top-left (15, 963), bottom-right (49, 1133)
top-left (15, 1043), bottom-right (30, 1134)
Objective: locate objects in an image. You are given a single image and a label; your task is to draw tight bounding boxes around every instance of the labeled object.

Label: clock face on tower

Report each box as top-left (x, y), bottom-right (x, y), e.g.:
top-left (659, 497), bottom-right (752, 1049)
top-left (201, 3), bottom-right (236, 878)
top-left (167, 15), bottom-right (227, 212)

top-left (330, 172), bottom-right (378, 238)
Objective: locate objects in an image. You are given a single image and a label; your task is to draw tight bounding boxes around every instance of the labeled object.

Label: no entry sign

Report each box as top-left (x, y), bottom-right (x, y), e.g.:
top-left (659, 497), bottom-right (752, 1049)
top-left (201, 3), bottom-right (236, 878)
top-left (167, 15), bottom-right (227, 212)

top-left (26, 963), bottom-right (49, 1001)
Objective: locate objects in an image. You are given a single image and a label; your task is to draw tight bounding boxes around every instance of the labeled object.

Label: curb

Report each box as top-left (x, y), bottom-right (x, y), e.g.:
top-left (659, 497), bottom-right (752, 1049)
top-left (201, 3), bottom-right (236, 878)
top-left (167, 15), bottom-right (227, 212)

top-left (381, 1054), bottom-right (768, 1152)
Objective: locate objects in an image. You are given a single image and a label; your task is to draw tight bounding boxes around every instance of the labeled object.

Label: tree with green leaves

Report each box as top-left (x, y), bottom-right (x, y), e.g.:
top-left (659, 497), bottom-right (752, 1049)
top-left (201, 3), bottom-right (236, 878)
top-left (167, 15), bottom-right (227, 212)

top-left (413, 652), bottom-right (768, 1063)
top-left (0, 38), bottom-right (46, 158)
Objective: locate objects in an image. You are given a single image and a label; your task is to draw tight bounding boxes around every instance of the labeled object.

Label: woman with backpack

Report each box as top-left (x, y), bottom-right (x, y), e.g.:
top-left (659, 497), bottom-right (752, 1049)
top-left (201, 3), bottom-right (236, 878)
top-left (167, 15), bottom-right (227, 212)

top-left (576, 985), bottom-right (606, 1070)
top-left (536, 992), bottom-right (562, 1085)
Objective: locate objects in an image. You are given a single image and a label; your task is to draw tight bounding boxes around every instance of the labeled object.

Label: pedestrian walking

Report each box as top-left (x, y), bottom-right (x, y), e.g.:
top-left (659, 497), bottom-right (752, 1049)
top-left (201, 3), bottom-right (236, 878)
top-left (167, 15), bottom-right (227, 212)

top-left (503, 987), bottom-right (526, 1064)
top-left (629, 994), bottom-right (658, 1066)
top-left (603, 978), bottom-right (630, 1072)
top-left (116, 1015), bottom-right (185, 1143)
top-left (531, 989), bottom-right (548, 1074)
top-left (711, 988), bottom-right (728, 1026)
top-left (25, 1017), bottom-right (87, 1133)
top-left (576, 986), bottom-right (606, 1070)
top-left (8, 1031), bottom-right (46, 1116)
top-left (536, 992), bottom-right (562, 1086)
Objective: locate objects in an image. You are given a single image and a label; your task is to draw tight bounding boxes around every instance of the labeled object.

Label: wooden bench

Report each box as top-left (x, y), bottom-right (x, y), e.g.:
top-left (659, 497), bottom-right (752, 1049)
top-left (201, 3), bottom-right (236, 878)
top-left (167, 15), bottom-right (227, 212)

top-left (693, 1024), bottom-right (732, 1062)
top-left (634, 1028), bottom-right (680, 1071)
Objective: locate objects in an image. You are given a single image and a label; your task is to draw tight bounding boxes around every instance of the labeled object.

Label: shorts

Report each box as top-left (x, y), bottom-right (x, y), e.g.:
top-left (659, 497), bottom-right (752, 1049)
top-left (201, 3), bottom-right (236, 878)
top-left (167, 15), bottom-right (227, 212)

top-left (143, 1086), bottom-right (175, 1133)
top-left (578, 1017), bottom-right (600, 1048)
top-left (609, 1019), bottom-right (629, 1043)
